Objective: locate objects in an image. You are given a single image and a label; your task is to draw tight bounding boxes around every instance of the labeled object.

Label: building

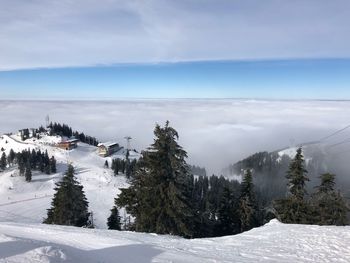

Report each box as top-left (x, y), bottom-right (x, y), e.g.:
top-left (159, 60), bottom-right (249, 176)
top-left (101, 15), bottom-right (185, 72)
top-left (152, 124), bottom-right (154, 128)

top-left (98, 142), bottom-right (122, 157)
top-left (56, 138), bottom-right (79, 150)
top-left (18, 128), bottom-right (36, 141)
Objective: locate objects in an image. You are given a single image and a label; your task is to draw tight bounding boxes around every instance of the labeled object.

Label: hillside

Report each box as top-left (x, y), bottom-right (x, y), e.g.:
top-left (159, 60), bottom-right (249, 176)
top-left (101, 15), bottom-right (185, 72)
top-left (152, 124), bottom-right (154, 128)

top-left (0, 219), bottom-right (349, 262)
top-left (0, 133), bottom-right (139, 229)
top-left (223, 142), bottom-right (350, 208)
top-left (0, 130), bottom-right (349, 262)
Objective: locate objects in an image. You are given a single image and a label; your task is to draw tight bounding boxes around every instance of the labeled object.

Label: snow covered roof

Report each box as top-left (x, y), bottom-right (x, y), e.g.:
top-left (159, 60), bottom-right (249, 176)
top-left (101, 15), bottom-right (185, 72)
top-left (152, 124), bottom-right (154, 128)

top-left (59, 138), bottom-right (79, 144)
top-left (98, 142), bottom-right (119, 148)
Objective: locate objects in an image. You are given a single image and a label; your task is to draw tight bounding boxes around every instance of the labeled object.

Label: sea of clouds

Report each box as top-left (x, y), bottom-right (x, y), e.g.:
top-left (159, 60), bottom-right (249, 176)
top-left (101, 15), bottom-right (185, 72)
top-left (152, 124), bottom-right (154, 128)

top-left (1, 99), bottom-right (350, 174)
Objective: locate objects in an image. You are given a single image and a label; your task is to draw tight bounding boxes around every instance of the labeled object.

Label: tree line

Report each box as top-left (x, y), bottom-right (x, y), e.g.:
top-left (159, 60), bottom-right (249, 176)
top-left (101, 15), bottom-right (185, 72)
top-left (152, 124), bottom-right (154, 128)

top-left (48, 122), bottom-right (99, 146)
top-left (108, 155), bottom-right (138, 179)
top-left (109, 122), bottom-right (262, 238)
top-left (1, 149), bottom-right (57, 182)
top-left (274, 148), bottom-right (349, 225)
top-left (41, 121), bottom-right (349, 238)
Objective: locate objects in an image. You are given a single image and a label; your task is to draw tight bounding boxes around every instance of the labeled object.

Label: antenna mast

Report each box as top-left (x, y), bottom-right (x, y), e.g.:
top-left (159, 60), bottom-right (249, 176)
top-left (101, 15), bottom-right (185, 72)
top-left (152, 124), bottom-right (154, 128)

top-left (124, 136), bottom-right (132, 151)
top-left (45, 115), bottom-right (50, 128)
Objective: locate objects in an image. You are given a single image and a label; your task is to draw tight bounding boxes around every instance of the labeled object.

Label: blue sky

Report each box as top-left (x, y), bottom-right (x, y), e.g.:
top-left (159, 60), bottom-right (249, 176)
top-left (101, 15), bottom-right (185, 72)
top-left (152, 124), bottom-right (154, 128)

top-left (1, 59), bottom-right (350, 99)
top-left (1, 0), bottom-right (350, 99)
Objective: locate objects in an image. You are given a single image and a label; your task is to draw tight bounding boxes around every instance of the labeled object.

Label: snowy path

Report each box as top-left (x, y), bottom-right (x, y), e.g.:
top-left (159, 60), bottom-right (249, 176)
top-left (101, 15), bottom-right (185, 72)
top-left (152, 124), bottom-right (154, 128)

top-left (0, 195), bottom-right (52, 207)
top-left (0, 219), bottom-right (349, 262)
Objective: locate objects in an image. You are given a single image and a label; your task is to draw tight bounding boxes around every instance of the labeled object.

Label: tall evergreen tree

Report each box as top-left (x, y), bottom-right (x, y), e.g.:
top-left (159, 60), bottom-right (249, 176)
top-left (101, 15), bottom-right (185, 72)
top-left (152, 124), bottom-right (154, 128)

top-left (286, 148), bottom-right (309, 200)
top-left (107, 206), bottom-right (121, 230)
top-left (116, 121), bottom-right (195, 238)
top-left (7, 149), bottom-right (16, 166)
top-left (0, 152), bottom-right (6, 170)
top-left (217, 186), bottom-right (239, 235)
top-left (274, 148), bottom-right (310, 224)
top-left (50, 156), bottom-right (57, 173)
top-left (239, 169), bottom-right (258, 232)
top-left (18, 155), bottom-right (25, 176)
top-left (310, 173), bottom-right (349, 225)
top-left (25, 162), bottom-right (32, 182)
top-left (44, 164), bottom-right (90, 227)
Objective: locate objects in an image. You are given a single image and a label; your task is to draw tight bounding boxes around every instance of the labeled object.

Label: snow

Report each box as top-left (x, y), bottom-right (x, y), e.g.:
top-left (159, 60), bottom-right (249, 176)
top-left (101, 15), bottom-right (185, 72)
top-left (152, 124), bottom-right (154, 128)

top-left (278, 147), bottom-right (298, 159)
top-left (1, 132), bottom-right (349, 262)
top-left (0, 133), bottom-right (139, 229)
top-left (0, 219), bottom-right (348, 262)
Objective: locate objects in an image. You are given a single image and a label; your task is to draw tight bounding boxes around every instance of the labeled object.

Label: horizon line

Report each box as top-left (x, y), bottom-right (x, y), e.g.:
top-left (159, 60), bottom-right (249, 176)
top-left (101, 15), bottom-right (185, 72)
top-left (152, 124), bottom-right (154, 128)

top-left (1, 98), bottom-right (350, 102)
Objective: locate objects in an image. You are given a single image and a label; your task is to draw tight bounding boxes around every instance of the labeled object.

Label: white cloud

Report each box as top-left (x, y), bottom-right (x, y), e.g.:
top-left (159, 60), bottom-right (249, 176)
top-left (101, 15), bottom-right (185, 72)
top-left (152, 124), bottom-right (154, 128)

top-left (1, 99), bottom-right (350, 174)
top-left (1, 0), bottom-right (350, 70)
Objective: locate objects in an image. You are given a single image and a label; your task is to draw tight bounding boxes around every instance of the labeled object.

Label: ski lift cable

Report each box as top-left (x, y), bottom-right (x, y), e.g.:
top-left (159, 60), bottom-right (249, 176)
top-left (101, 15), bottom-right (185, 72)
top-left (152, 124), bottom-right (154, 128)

top-left (319, 124), bottom-right (350, 142)
top-left (331, 148), bottom-right (350, 157)
top-left (327, 138), bottom-right (350, 148)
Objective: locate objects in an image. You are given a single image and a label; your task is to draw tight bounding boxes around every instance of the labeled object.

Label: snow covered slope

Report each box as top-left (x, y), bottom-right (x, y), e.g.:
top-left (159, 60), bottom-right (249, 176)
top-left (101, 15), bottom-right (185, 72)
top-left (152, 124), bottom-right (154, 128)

top-left (0, 219), bottom-right (349, 262)
top-left (0, 133), bottom-right (139, 229)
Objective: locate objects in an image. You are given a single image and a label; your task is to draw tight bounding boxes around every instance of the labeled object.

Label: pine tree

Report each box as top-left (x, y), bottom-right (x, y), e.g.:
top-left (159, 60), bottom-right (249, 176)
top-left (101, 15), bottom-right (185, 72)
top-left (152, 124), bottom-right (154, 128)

top-left (50, 156), bottom-right (57, 173)
top-left (30, 149), bottom-right (37, 169)
top-left (0, 152), bottom-right (6, 171)
top-left (274, 148), bottom-right (310, 224)
top-left (239, 169), bottom-right (258, 232)
top-left (7, 149), bottom-right (16, 166)
top-left (107, 206), bottom-right (121, 230)
top-left (18, 155), bottom-right (25, 176)
top-left (310, 173), bottom-right (349, 225)
top-left (104, 160), bottom-right (109, 168)
top-left (217, 186), bottom-right (239, 236)
top-left (44, 150), bottom-right (51, 174)
top-left (286, 148), bottom-right (309, 200)
top-left (25, 162), bottom-right (32, 182)
top-left (125, 159), bottom-right (131, 178)
top-left (116, 121), bottom-right (195, 238)
top-left (111, 159), bottom-right (120, 175)
top-left (44, 164), bottom-right (90, 227)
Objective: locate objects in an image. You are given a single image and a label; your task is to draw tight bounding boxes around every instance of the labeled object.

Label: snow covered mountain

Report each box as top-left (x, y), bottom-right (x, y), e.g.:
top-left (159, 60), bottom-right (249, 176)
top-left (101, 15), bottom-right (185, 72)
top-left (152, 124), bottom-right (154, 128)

top-left (0, 131), bottom-right (349, 262)
top-left (224, 141), bottom-right (350, 200)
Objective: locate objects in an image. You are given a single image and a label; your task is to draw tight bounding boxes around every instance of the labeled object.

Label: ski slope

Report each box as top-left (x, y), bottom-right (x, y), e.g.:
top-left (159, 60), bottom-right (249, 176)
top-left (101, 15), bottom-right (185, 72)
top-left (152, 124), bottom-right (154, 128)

top-left (0, 133), bottom-right (139, 229)
top-left (1, 133), bottom-right (349, 262)
top-left (0, 219), bottom-right (349, 262)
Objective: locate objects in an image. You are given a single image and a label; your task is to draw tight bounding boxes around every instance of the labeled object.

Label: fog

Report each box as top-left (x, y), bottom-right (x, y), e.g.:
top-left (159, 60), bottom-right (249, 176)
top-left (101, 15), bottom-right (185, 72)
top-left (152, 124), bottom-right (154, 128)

top-left (1, 99), bottom-right (350, 175)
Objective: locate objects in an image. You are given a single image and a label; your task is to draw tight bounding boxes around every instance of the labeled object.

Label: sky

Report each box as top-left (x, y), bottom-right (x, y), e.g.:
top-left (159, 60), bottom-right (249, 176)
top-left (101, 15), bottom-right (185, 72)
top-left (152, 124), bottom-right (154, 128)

top-left (1, 0), bottom-right (350, 99)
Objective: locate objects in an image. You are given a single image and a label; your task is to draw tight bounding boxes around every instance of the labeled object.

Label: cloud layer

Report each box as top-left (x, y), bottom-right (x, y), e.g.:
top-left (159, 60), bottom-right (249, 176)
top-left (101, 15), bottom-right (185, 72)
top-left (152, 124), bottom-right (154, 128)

top-left (1, 0), bottom-right (350, 70)
top-left (1, 99), bottom-right (350, 174)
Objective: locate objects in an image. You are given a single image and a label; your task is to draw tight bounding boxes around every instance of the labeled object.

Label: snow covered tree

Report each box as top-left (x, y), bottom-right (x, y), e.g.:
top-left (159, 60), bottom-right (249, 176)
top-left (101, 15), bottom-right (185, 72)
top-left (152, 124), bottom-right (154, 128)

top-left (310, 173), bottom-right (349, 225)
top-left (107, 206), bottom-right (121, 230)
top-left (274, 148), bottom-right (311, 224)
top-left (238, 169), bottom-right (258, 232)
top-left (44, 164), bottom-right (90, 227)
top-left (116, 121), bottom-right (195, 238)
top-left (0, 152), bottom-right (6, 171)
